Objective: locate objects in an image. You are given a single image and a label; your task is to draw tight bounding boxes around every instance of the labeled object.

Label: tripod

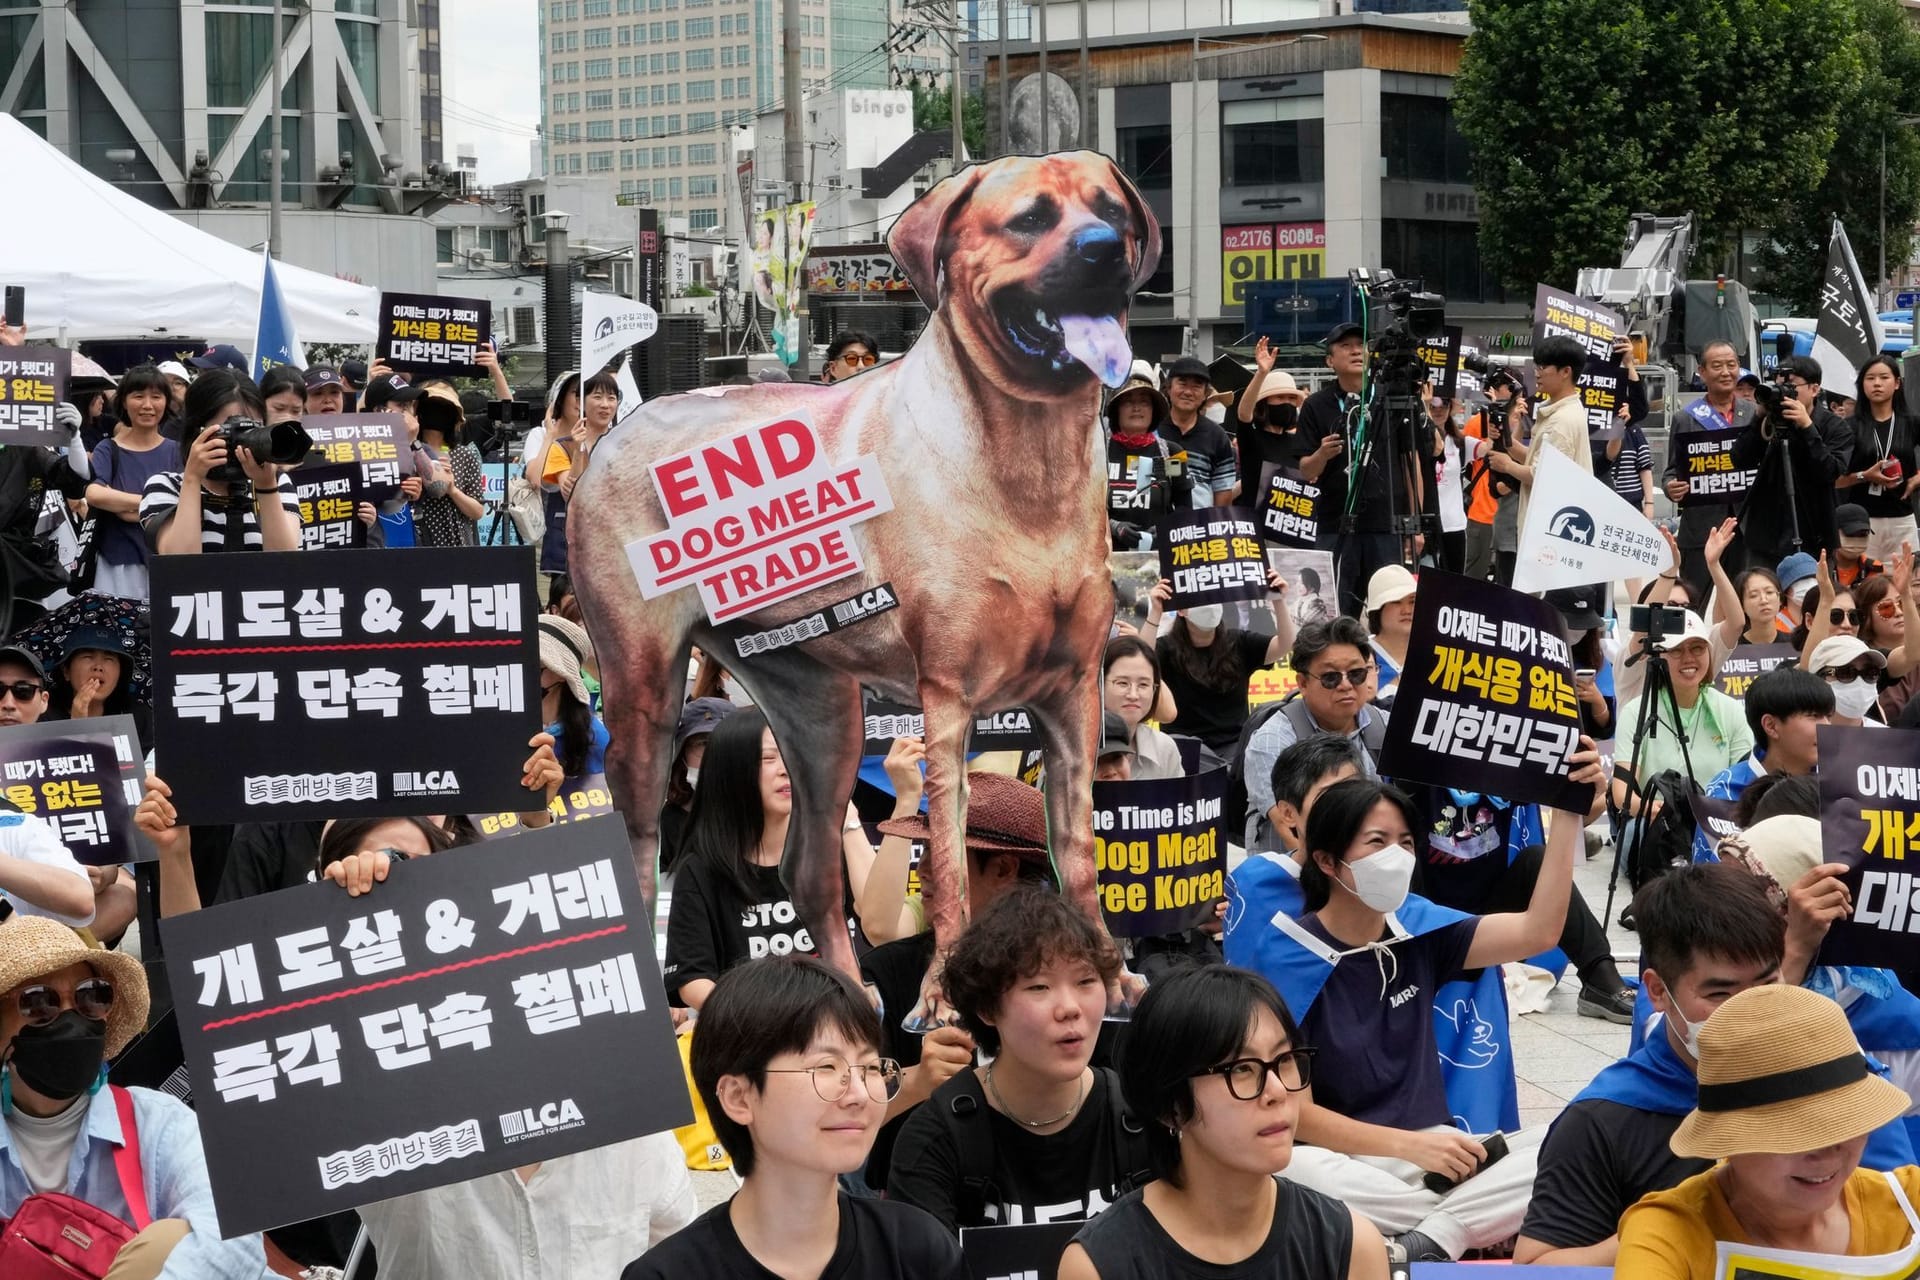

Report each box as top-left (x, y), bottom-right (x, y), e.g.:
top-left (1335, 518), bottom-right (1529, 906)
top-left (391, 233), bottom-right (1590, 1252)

top-left (1602, 622), bottom-right (1703, 929)
top-left (1760, 409), bottom-right (1804, 555)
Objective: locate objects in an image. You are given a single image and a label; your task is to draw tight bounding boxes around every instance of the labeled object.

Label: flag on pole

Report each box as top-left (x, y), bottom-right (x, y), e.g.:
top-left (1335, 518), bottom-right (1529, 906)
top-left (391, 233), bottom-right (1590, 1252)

top-left (251, 248), bottom-right (305, 380)
top-left (1810, 220), bottom-right (1884, 387)
top-left (1512, 447), bottom-right (1673, 595)
top-left (614, 351), bottom-right (643, 426)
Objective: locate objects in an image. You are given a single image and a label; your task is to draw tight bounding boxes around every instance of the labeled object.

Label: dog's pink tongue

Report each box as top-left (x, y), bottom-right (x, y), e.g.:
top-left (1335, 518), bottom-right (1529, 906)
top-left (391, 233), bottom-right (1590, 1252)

top-left (1061, 313), bottom-right (1132, 388)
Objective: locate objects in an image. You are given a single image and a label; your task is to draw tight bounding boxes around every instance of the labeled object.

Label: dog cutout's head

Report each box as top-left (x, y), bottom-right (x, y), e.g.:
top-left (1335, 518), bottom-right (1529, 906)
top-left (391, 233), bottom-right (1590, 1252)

top-left (889, 152), bottom-right (1161, 398)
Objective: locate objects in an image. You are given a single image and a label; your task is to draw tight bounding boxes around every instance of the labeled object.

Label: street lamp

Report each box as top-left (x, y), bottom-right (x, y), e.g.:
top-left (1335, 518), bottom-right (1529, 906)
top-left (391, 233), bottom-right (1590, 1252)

top-left (1882, 114), bottom-right (1920, 310)
top-left (1187, 33), bottom-right (1327, 355)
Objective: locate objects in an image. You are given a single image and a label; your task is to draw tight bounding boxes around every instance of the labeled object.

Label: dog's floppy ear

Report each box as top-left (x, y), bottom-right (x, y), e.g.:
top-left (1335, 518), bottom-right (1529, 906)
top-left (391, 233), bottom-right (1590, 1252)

top-left (889, 163), bottom-right (985, 307)
top-left (1104, 157), bottom-right (1162, 292)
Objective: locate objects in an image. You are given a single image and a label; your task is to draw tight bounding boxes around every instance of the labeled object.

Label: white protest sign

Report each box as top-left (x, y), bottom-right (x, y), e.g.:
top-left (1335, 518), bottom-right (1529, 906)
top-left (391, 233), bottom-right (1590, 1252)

top-left (583, 291), bottom-right (660, 376)
top-left (1512, 446), bottom-right (1672, 594)
top-left (614, 353), bottom-right (643, 426)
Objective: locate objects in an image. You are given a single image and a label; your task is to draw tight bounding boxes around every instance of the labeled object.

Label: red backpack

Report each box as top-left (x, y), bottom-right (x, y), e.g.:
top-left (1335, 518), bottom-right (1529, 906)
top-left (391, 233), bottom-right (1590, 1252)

top-left (0, 1085), bottom-right (149, 1279)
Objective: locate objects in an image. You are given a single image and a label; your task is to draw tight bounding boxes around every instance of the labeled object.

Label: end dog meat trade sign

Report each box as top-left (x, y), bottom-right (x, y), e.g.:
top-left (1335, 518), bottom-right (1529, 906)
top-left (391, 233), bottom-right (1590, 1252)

top-left (627, 415), bottom-right (895, 624)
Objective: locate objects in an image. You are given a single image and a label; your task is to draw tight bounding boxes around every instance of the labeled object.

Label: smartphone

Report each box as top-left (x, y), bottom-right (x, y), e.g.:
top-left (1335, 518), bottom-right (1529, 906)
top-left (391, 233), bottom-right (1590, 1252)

top-left (4, 286), bottom-right (23, 329)
top-left (1420, 1131), bottom-right (1509, 1195)
top-left (1574, 668), bottom-right (1596, 681)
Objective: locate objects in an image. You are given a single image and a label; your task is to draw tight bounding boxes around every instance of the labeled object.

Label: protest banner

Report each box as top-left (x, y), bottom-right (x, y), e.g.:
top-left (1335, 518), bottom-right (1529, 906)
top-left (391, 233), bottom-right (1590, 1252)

top-left (1676, 424), bottom-right (1754, 507)
top-left (293, 464), bottom-right (362, 550)
top-left (1691, 793), bottom-right (1744, 852)
top-left (375, 291), bottom-right (491, 378)
top-left (1578, 356), bottom-right (1627, 440)
top-left (1094, 769), bottom-right (1229, 937)
top-left (862, 692), bottom-right (1044, 754)
top-left (625, 414), bottom-right (897, 625)
top-left (1256, 463), bottom-right (1321, 550)
top-left (1713, 643), bottom-right (1797, 699)
top-left (1533, 285), bottom-right (1623, 361)
top-left (0, 715), bottom-right (144, 865)
top-left (729, 581), bottom-right (900, 661)
top-left (1417, 326), bottom-right (1463, 400)
top-left (1379, 571), bottom-right (1589, 813)
top-left (0, 345), bottom-right (70, 446)
top-left (151, 546), bottom-right (541, 824)
top-left (471, 773), bottom-right (616, 839)
top-left (1156, 507), bottom-right (1268, 609)
top-left (1512, 448), bottom-right (1672, 595)
top-left (298, 413), bottom-right (407, 500)
top-left (159, 817), bottom-right (688, 1235)
top-left (1815, 726), bottom-right (1920, 968)
top-left (961, 1222), bottom-right (1082, 1280)
top-left (582, 291), bottom-right (660, 376)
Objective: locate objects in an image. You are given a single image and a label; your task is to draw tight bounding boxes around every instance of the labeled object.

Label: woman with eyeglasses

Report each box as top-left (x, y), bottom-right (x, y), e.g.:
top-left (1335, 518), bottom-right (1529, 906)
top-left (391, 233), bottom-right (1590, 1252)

top-left (1807, 635), bottom-right (1890, 729)
top-left (822, 330), bottom-right (881, 384)
top-left (1101, 635), bottom-right (1185, 780)
top-left (623, 956), bottom-right (962, 1280)
top-left (1059, 966), bottom-right (1386, 1280)
top-left (1705, 519), bottom-right (1789, 648)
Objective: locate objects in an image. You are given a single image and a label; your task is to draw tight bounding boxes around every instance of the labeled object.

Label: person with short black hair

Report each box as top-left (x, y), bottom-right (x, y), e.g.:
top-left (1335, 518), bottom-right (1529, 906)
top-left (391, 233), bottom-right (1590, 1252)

top-left (1490, 335), bottom-right (1592, 536)
top-left (622, 956), bottom-right (963, 1280)
top-left (1241, 616), bottom-right (1387, 845)
top-left (1058, 966), bottom-right (1387, 1280)
top-left (1158, 355), bottom-right (1237, 508)
top-left (1688, 664), bottom-right (1833, 861)
top-left (1732, 352), bottom-right (1851, 565)
top-left (886, 885), bottom-right (1153, 1234)
top-left (1664, 342), bottom-right (1754, 598)
top-left (823, 330), bottom-right (881, 383)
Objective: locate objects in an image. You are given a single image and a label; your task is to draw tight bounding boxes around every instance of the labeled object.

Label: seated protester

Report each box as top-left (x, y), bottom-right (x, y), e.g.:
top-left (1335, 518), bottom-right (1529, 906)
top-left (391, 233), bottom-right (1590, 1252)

top-left (660, 697), bottom-right (734, 880)
top-left (211, 819), bottom-right (328, 904)
top-left (1234, 737), bottom-right (1365, 866)
top-left (1834, 503), bottom-right (1886, 589)
top-left (1241, 617), bottom-right (1389, 846)
top-left (1364, 565), bottom-right (1417, 698)
top-left (539, 614), bottom-right (608, 776)
top-left (0, 644), bottom-right (99, 928)
top-left (1547, 587), bottom-right (1616, 742)
top-left (1616, 985), bottom-right (1920, 1280)
top-left (45, 622), bottom-right (152, 755)
top-left (1059, 966), bottom-right (1388, 1280)
top-left (1791, 577), bottom-right (1863, 658)
top-left (0, 911), bottom-right (268, 1277)
top-left (1096, 711), bottom-right (1134, 782)
top-left (887, 885), bottom-right (1155, 1234)
top-left (622, 956), bottom-right (964, 1280)
top-left (141, 370), bottom-right (301, 554)
top-left (1267, 756), bottom-right (1605, 1262)
top-left (1705, 520), bottom-right (1789, 649)
top-left (1692, 665), bottom-right (1832, 861)
top-left (1810, 634), bottom-right (1888, 728)
top-left (665, 708), bottom-right (821, 1010)
top-left (1101, 635), bottom-right (1185, 780)
top-left (1515, 863), bottom-right (1916, 1267)
top-left (1613, 609), bottom-right (1753, 806)
top-left (1140, 570), bottom-right (1294, 754)
top-left (841, 736), bottom-right (926, 948)
top-left (1851, 573), bottom-right (1920, 720)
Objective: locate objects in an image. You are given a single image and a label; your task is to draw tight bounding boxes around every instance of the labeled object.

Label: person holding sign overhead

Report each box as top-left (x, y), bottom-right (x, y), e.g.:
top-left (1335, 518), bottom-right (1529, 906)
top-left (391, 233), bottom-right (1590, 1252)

top-left (1140, 570), bottom-right (1293, 754)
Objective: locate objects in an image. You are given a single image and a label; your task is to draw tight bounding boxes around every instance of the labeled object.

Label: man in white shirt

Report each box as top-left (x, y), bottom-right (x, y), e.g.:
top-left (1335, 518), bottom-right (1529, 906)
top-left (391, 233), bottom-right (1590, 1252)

top-left (0, 644), bottom-right (98, 927)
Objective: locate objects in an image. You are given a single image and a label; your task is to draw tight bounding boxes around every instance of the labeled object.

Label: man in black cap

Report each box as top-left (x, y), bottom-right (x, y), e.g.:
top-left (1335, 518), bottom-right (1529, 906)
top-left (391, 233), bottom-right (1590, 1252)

top-left (341, 357), bottom-right (369, 398)
top-left (303, 365), bottom-right (348, 416)
top-left (1157, 355), bottom-right (1236, 508)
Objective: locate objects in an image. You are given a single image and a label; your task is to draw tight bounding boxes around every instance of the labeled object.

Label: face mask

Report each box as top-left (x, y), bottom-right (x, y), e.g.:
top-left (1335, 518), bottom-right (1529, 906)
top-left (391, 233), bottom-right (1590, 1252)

top-left (1202, 403), bottom-right (1226, 425)
top-left (1833, 680), bottom-right (1880, 720)
top-left (1185, 604), bottom-right (1224, 631)
top-left (5, 1011), bottom-right (108, 1103)
top-left (1338, 843), bottom-right (1416, 914)
top-left (684, 766), bottom-right (700, 788)
top-left (1266, 404), bottom-right (1299, 429)
top-left (1664, 997), bottom-right (1705, 1060)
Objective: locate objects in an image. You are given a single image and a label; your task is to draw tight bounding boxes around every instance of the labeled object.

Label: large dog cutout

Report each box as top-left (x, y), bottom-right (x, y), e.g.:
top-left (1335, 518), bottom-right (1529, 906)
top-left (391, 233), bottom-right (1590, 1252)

top-left (568, 152), bottom-right (1161, 1022)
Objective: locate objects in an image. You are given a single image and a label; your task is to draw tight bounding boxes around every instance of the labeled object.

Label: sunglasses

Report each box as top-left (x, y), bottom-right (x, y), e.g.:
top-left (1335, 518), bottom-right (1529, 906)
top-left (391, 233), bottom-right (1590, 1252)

top-left (836, 351), bottom-right (878, 368)
top-left (16, 978), bottom-right (115, 1027)
top-left (1309, 667), bottom-right (1371, 690)
top-left (1876, 598), bottom-right (1902, 619)
top-left (1830, 608), bottom-right (1863, 627)
top-left (1821, 665), bottom-right (1882, 684)
top-left (0, 680), bottom-right (44, 702)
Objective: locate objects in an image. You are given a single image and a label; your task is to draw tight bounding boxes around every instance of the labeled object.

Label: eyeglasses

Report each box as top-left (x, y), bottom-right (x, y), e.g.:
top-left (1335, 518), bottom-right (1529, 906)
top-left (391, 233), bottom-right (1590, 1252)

top-left (836, 351), bottom-right (878, 368)
top-left (16, 978), bottom-right (115, 1027)
top-left (1876, 598), bottom-right (1903, 619)
top-left (0, 680), bottom-right (45, 702)
top-left (1309, 667), bottom-right (1371, 690)
top-left (1199, 1048), bottom-right (1316, 1100)
top-left (1830, 608), bottom-right (1863, 627)
top-left (1821, 665), bottom-right (1882, 684)
top-left (764, 1058), bottom-right (902, 1103)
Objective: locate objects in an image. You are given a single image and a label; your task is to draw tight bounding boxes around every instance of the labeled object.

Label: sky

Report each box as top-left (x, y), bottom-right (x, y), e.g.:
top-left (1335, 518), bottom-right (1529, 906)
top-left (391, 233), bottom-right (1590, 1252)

top-left (441, 1), bottom-right (543, 186)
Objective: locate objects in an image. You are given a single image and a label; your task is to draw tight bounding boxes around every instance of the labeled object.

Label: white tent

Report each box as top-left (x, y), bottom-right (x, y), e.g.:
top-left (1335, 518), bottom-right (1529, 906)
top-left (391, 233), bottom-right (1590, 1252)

top-left (0, 114), bottom-right (379, 343)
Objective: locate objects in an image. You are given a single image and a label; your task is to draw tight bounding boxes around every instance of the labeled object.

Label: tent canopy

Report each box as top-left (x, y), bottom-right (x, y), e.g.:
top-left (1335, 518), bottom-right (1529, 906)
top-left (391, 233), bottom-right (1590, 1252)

top-left (0, 114), bottom-right (379, 344)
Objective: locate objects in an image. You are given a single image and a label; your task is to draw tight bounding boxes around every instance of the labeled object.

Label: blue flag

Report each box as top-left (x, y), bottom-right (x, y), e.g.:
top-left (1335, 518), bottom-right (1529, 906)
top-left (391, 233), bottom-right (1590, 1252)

top-left (251, 248), bottom-right (305, 380)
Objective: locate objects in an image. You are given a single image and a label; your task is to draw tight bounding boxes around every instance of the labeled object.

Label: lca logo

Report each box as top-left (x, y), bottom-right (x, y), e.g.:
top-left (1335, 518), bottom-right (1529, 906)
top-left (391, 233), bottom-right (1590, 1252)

top-left (499, 1098), bottom-right (586, 1142)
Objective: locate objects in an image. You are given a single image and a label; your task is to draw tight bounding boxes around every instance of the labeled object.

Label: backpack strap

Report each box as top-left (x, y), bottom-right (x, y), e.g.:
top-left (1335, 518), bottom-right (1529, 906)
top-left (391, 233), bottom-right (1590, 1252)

top-left (945, 1070), bottom-right (998, 1226)
top-left (1099, 1067), bottom-right (1155, 1197)
top-left (110, 1086), bottom-right (150, 1231)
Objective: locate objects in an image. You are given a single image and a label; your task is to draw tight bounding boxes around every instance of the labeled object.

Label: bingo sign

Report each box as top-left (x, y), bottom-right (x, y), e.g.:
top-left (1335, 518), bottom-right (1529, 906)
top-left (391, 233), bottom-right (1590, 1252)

top-left (627, 416), bottom-right (895, 625)
top-left (1155, 507), bottom-right (1269, 608)
top-left (159, 818), bottom-right (689, 1235)
top-left (0, 345), bottom-right (70, 446)
top-left (1221, 223), bottom-right (1326, 306)
top-left (1678, 426), bottom-right (1754, 507)
top-left (376, 291), bottom-right (492, 378)
top-left (1093, 769), bottom-right (1230, 937)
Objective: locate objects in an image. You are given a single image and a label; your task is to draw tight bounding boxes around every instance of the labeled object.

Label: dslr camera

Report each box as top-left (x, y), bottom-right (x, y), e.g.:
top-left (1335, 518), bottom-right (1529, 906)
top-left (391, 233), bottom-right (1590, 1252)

top-left (1751, 376), bottom-right (1801, 420)
top-left (212, 416), bottom-right (312, 486)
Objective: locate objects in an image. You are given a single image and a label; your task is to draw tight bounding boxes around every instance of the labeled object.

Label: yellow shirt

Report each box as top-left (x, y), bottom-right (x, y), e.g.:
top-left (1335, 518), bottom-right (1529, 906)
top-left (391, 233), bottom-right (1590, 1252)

top-left (1617, 1165), bottom-right (1920, 1280)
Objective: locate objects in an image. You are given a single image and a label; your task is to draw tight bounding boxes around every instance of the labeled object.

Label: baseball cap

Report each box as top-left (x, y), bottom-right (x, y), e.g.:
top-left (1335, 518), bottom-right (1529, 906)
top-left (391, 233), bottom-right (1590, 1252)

top-left (0, 645), bottom-right (48, 684)
top-left (341, 358), bottom-right (369, 390)
top-left (1324, 321), bottom-right (1365, 347)
top-left (189, 343), bottom-right (248, 372)
top-left (1653, 609), bottom-right (1714, 650)
top-left (1099, 710), bottom-right (1134, 759)
top-left (1545, 587), bottom-right (1605, 634)
top-left (1164, 355), bottom-right (1212, 386)
top-left (1364, 564), bottom-right (1418, 615)
top-left (1836, 503), bottom-right (1871, 537)
top-left (1808, 634), bottom-right (1885, 673)
top-left (155, 360), bottom-right (193, 384)
top-left (362, 371), bottom-right (411, 410)
top-left (675, 697), bottom-right (735, 758)
top-left (1737, 369), bottom-right (1760, 386)
top-left (304, 365), bottom-right (346, 391)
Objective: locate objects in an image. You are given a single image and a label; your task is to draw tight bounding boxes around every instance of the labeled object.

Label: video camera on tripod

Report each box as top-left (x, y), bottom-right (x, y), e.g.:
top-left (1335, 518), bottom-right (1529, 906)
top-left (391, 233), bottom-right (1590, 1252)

top-left (1351, 268), bottom-right (1447, 397)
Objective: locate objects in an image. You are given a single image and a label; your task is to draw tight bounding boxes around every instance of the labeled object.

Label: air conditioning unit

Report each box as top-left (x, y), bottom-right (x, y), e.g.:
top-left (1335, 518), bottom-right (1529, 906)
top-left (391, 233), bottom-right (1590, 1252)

top-left (466, 249), bottom-right (489, 269)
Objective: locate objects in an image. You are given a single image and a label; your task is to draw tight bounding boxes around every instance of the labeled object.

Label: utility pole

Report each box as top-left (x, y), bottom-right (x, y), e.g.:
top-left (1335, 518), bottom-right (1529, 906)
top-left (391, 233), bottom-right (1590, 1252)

top-left (783, 0), bottom-right (809, 377)
top-left (269, 0), bottom-right (284, 258)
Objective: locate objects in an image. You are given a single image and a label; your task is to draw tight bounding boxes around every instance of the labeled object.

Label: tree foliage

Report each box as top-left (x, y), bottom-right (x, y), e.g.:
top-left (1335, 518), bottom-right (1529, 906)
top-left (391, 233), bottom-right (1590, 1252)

top-left (1455, 0), bottom-right (1862, 293)
top-left (910, 79), bottom-right (988, 162)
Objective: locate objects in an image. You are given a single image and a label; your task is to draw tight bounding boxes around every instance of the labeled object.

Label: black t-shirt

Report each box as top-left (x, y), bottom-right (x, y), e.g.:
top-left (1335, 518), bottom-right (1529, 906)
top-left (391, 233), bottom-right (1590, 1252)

top-left (621, 1193), bottom-right (963, 1280)
top-left (1296, 915), bottom-right (1478, 1130)
top-left (1235, 423), bottom-right (1311, 496)
top-left (213, 820), bottom-right (327, 904)
top-left (1156, 416), bottom-right (1238, 505)
top-left (1107, 436), bottom-right (1179, 524)
top-left (860, 932), bottom-right (938, 1069)
top-left (1297, 383), bottom-right (1394, 535)
top-left (1413, 790), bottom-right (1521, 914)
top-left (664, 853), bottom-right (818, 1004)
top-left (888, 1069), bottom-right (1142, 1232)
top-left (1848, 412), bottom-right (1920, 519)
top-left (1155, 629), bottom-right (1272, 751)
top-left (1518, 1098), bottom-right (1710, 1250)
top-left (1074, 1180), bottom-right (1352, 1280)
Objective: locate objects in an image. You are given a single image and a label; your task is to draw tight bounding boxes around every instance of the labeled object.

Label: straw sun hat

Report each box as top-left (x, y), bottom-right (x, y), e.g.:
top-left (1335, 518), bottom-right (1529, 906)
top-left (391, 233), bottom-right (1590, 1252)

top-left (537, 615), bottom-right (594, 706)
top-left (1672, 983), bottom-right (1910, 1159)
top-left (0, 913), bottom-right (149, 1058)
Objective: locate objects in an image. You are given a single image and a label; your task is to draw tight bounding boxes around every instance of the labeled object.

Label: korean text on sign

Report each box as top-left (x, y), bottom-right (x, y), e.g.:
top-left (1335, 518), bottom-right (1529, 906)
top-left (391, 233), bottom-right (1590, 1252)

top-left (1156, 507), bottom-right (1269, 608)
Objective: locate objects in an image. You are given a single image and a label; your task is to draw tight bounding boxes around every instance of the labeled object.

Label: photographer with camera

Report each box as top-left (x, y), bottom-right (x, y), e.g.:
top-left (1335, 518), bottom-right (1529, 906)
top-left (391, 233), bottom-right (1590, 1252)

top-left (1461, 371), bottom-right (1524, 584)
top-left (1730, 354), bottom-right (1851, 568)
top-left (1483, 336), bottom-right (1592, 536)
top-left (1837, 355), bottom-right (1920, 561)
top-left (141, 370), bottom-right (304, 554)
top-left (1664, 342), bottom-right (1753, 599)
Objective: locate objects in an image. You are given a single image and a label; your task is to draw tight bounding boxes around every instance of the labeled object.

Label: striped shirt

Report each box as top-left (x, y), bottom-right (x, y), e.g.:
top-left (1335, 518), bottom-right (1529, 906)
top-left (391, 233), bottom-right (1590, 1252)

top-left (1602, 425), bottom-right (1654, 504)
top-left (140, 470), bottom-right (300, 552)
top-left (1156, 416), bottom-right (1238, 507)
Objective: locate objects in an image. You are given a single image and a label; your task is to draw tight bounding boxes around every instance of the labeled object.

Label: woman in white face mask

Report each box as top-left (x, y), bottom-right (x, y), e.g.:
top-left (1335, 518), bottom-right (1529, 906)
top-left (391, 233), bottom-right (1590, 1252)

top-left (1808, 635), bottom-right (1889, 728)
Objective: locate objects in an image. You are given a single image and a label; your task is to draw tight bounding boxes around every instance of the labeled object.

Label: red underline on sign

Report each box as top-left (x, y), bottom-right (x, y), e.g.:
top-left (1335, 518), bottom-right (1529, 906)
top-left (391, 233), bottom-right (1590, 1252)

top-left (710, 564), bottom-right (859, 623)
top-left (653, 500), bottom-right (879, 587)
top-left (168, 639), bottom-right (524, 657)
top-left (200, 923), bottom-right (628, 1031)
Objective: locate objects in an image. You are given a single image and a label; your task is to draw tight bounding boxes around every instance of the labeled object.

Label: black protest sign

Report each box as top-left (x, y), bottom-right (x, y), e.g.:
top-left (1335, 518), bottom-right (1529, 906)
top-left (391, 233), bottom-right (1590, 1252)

top-left (1379, 570), bottom-right (1590, 813)
top-left (1256, 463), bottom-right (1321, 550)
top-left (158, 818), bottom-right (688, 1235)
top-left (961, 1222), bottom-right (1081, 1280)
top-left (1156, 507), bottom-right (1268, 608)
top-left (1578, 356), bottom-right (1627, 441)
top-left (1713, 643), bottom-right (1797, 699)
top-left (1691, 793), bottom-right (1743, 854)
top-left (293, 463), bottom-right (363, 551)
top-left (151, 547), bottom-right (541, 824)
top-left (1417, 326), bottom-right (1463, 400)
top-left (1106, 439), bottom-right (1172, 520)
top-left (299, 413), bottom-right (408, 501)
top-left (0, 715), bottom-right (145, 866)
top-left (0, 346), bottom-right (71, 446)
top-left (861, 691), bottom-right (1043, 755)
top-left (375, 292), bottom-right (491, 377)
top-left (1093, 768), bottom-right (1229, 937)
top-left (1815, 726), bottom-right (1920, 968)
top-left (471, 773), bottom-right (616, 839)
top-left (1677, 425), bottom-right (1754, 507)
top-left (1533, 285), bottom-right (1623, 361)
